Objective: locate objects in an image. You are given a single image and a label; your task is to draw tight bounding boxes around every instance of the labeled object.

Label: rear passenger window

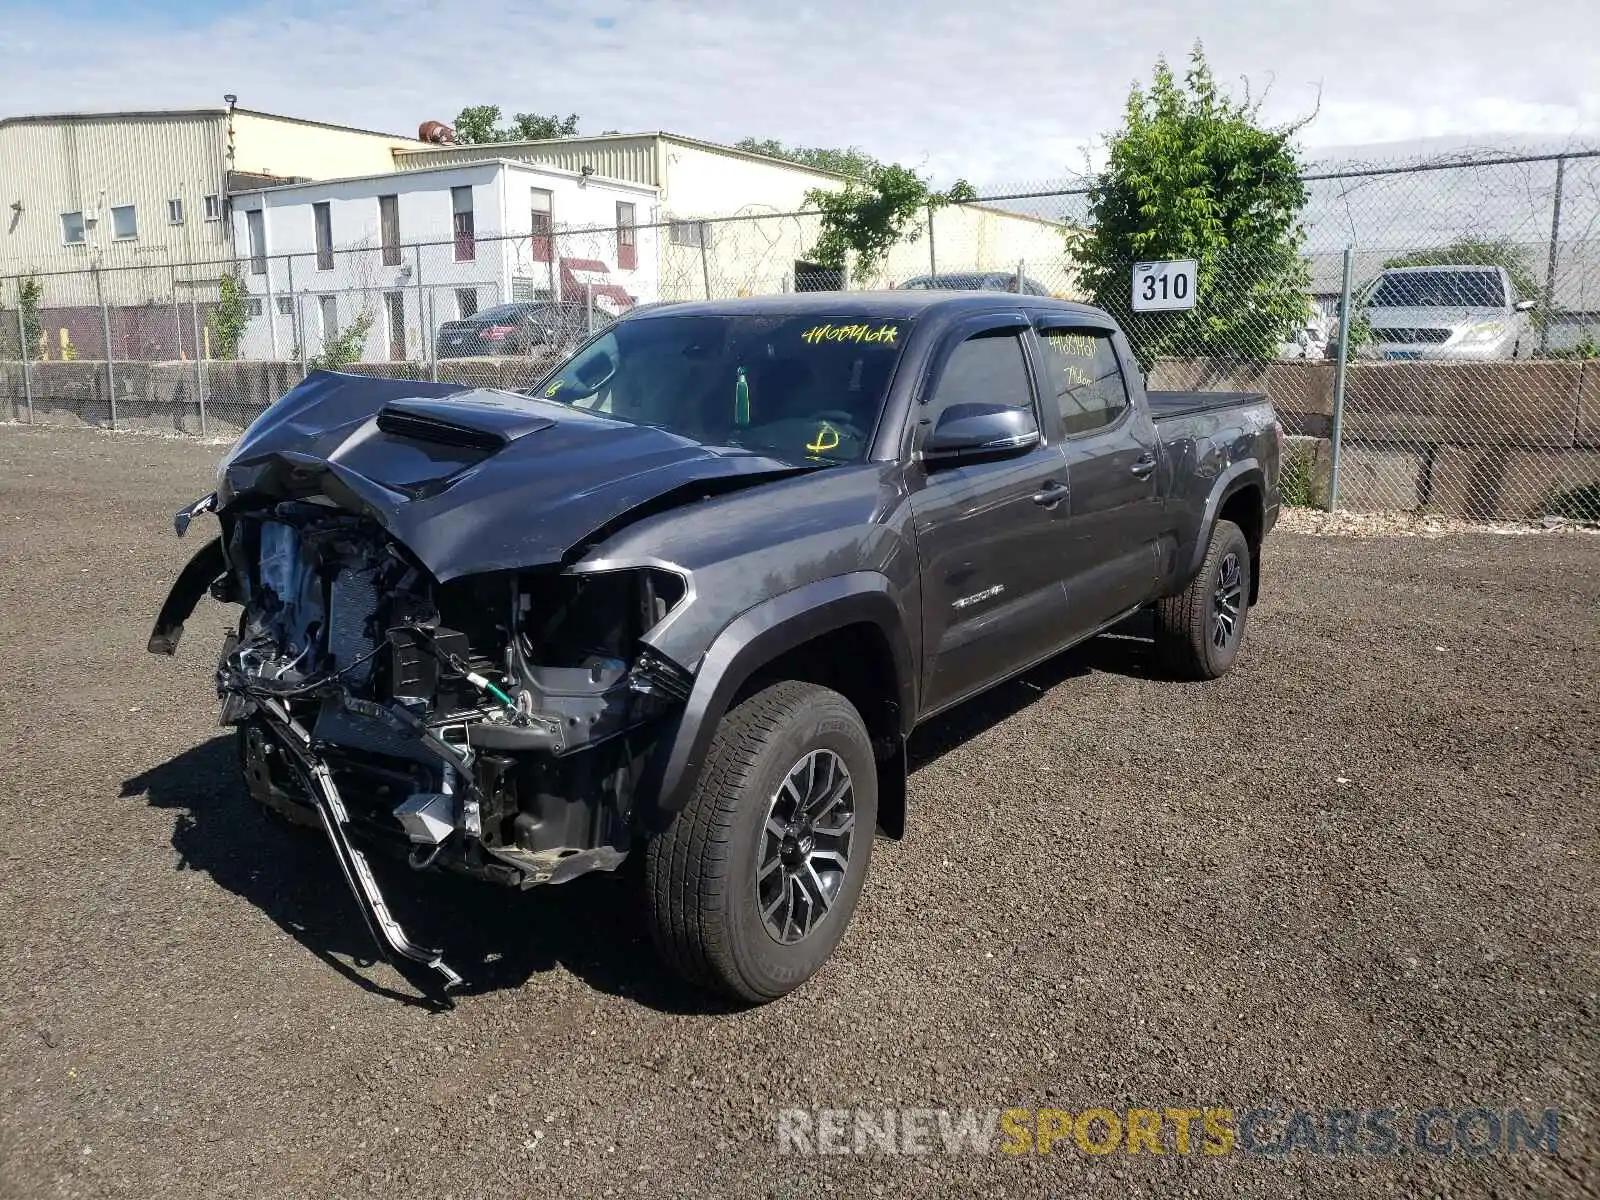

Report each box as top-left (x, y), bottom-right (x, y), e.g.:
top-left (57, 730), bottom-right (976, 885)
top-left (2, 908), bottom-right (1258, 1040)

top-left (924, 330), bottom-right (1035, 424)
top-left (1037, 328), bottom-right (1128, 436)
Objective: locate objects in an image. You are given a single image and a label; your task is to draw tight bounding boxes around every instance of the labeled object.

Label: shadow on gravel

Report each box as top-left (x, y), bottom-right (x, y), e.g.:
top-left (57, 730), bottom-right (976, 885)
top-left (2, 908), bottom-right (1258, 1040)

top-left (120, 632), bottom-right (1153, 1014)
top-left (121, 736), bottom-right (737, 1018)
top-left (907, 623), bottom-right (1155, 771)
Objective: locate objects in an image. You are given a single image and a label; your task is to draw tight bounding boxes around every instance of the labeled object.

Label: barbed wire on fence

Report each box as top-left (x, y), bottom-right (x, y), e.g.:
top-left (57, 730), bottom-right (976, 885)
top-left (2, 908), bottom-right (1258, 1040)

top-left (2, 146), bottom-right (1598, 520)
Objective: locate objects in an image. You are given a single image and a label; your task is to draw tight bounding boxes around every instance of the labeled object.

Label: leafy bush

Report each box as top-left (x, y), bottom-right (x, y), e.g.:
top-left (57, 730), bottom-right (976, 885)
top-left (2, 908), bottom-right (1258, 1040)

top-left (17, 275), bottom-right (42, 360)
top-left (1071, 44), bottom-right (1313, 367)
top-left (211, 272), bottom-right (250, 361)
top-left (308, 310), bottom-right (375, 371)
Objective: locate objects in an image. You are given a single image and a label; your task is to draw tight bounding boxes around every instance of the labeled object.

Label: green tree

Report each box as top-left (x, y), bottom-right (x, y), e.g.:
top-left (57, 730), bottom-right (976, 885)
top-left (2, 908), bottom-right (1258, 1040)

top-left (805, 167), bottom-right (976, 282)
top-left (1381, 237), bottom-right (1540, 309)
top-left (211, 272), bottom-right (250, 360)
top-left (735, 138), bottom-right (880, 180)
top-left (1073, 43), bottom-right (1313, 366)
top-left (454, 105), bottom-right (579, 144)
top-left (17, 275), bottom-right (43, 360)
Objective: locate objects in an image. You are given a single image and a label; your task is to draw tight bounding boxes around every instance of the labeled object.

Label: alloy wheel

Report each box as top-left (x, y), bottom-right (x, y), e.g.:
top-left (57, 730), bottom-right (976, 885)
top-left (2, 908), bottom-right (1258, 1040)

top-left (755, 749), bottom-right (856, 945)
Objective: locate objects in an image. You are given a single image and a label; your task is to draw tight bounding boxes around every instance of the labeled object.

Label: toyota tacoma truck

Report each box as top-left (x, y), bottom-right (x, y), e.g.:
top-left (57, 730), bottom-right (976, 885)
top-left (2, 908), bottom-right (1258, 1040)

top-left (149, 292), bottom-right (1282, 1002)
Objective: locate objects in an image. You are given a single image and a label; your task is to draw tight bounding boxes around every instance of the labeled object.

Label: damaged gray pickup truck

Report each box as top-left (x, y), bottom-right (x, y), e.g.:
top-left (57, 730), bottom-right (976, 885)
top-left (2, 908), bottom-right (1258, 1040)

top-left (150, 292), bottom-right (1281, 1002)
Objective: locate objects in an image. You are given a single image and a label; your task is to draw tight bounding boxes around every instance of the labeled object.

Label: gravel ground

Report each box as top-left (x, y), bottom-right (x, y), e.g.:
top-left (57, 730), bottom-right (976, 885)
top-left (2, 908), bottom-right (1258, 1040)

top-left (1, 424), bottom-right (1596, 1200)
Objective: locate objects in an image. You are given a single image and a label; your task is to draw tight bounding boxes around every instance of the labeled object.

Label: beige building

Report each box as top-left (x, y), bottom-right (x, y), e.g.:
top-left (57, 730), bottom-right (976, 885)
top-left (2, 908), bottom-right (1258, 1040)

top-left (392, 131), bottom-right (1075, 301)
top-left (0, 106), bottom-right (429, 346)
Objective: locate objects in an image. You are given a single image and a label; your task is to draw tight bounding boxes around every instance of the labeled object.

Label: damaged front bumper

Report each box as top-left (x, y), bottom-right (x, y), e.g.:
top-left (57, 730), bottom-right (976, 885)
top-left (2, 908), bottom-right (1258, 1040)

top-left (152, 491), bottom-right (695, 989)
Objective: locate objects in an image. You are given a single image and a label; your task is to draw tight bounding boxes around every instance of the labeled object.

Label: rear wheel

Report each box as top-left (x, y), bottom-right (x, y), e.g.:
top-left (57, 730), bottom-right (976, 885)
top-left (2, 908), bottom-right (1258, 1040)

top-left (644, 680), bottom-right (877, 1003)
top-left (1153, 519), bottom-right (1252, 680)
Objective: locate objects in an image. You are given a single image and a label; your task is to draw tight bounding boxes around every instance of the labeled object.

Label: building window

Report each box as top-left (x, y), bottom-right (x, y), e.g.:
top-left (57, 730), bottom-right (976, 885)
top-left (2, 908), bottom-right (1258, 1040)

top-left (168, 198), bottom-right (185, 226)
top-left (61, 211), bottom-right (86, 245)
top-left (111, 204), bottom-right (138, 241)
top-left (530, 188), bottom-right (553, 263)
top-left (386, 291), bottom-right (407, 361)
top-left (452, 186), bottom-right (475, 262)
top-left (276, 296), bottom-right (293, 316)
top-left (246, 209), bottom-right (267, 275)
top-left (245, 298), bottom-right (263, 318)
top-left (319, 294), bottom-right (339, 340)
top-left (203, 194), bottom-right (222, 221)
top-left (456, 288), bottom-right (478, 319)
top-left (314, 202), bottom-right (333, 271)
top-left (616, 201), bottom-right (636, 270)
top-left (379, 195), bottom-right (400, 267)
top-left (669, 219), bottom-right (709, 249)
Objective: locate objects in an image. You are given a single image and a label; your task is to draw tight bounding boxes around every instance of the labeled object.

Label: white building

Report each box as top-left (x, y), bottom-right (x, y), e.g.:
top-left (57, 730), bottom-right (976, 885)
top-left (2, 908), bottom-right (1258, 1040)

top-left (392, 131), bottom-right (1075, 301)
top-left (229, 159), bottom-right (659, 363)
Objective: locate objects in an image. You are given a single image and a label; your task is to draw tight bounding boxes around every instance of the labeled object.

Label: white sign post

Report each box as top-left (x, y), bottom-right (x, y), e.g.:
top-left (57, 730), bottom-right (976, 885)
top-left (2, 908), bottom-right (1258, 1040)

top-left (1131, 259), bottom-right (1198, 312)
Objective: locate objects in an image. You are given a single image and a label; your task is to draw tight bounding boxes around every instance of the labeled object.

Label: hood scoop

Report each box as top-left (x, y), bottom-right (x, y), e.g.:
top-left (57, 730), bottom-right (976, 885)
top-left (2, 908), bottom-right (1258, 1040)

top-left (376, 394), bottom-right (558, 451)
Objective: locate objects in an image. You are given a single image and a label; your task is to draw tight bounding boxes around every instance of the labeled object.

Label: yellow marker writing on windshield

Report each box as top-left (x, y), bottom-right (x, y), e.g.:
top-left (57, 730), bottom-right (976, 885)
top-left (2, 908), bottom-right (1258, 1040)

top-left (806, 422), bottom-right (841, 454)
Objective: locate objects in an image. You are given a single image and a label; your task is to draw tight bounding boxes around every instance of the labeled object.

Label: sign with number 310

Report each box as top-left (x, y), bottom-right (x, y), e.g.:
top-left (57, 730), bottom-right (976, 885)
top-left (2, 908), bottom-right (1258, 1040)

top-left (1131, 260), bottom-right (1198, 312)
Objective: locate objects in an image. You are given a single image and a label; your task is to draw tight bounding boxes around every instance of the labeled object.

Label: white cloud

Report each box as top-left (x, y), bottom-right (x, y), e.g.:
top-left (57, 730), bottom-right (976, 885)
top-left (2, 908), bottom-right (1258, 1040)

top-left (1, 0), bottom-right (1596, 188)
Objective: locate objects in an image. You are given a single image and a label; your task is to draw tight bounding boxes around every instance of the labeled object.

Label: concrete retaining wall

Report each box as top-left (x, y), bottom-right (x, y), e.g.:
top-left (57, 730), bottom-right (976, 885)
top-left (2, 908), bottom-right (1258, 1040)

top-left (4, 354), bottom-right (1598, 518)
top-left (0, 356), bottom-right (562, 437)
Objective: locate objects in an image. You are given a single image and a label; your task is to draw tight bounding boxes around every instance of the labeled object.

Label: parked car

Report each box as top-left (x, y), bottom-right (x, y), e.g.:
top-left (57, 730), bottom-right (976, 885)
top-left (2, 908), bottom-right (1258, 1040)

top-left (896, 270), bottom-right (1055, 296)
top-left (434, 301), bottom-right (609, 359)
top-left (1355, 265), bottom-right (1534, 361)
top-left (150, 292), bottom-right (1281, 1003)
top-left (1279, 304), bottom-right (1333, 360)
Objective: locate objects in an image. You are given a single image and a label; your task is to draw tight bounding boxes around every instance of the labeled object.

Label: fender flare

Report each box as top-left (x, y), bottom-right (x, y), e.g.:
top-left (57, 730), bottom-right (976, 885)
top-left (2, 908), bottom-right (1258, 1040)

top-left (648, 571), bottom-right (915, 817)
top-left (1186, 458), bottom-right (1265, 582)
top-left (148, 537), bottom-right (227, 655)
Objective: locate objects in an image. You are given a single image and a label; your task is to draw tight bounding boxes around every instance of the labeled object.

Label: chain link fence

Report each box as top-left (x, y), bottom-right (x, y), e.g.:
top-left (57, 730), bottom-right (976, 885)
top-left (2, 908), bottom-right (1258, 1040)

top-left (3, 146), bottom-right (1597, 520)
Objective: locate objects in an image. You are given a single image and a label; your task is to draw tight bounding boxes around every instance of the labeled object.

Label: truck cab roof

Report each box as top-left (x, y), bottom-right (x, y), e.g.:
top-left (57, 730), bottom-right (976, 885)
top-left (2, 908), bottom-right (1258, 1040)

top-left (615, 290), bottom-right (1112, 326)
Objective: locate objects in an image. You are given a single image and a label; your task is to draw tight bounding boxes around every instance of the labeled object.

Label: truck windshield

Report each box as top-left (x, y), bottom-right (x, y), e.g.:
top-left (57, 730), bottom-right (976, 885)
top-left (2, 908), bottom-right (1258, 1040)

top-left (1369, 270), bottom-right (1506, 308)
top-left (533, 312), bottom-right (911, 462)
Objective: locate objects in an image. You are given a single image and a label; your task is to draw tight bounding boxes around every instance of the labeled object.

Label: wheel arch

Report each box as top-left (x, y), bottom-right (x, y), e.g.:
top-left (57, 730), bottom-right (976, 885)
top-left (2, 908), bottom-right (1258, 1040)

top-left (1190, 461), bottom-right (1265, 605)
top-left (645, 572), bottom-right (915, 838)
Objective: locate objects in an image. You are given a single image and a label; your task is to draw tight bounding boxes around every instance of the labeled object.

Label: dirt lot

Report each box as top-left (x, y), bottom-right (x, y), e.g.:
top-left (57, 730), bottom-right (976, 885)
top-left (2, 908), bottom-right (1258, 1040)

top-left (0, 423), bottom-right (1595, 1199)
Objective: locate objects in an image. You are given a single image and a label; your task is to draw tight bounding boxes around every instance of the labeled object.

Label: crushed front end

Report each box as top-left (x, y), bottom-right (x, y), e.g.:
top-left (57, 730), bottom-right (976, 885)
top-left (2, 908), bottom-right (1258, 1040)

top-left (144, 372), bottom-right (807, 989)
top-left (226, 501), bottom-right (687, 862)
top-left (160, 499), bottom-right (692, 988)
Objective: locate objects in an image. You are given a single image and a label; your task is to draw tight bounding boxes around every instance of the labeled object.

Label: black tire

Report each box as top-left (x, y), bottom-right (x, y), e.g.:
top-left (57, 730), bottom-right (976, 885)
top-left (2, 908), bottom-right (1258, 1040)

top-left (1153, 519), bottom-right (1252, 680)
top-left (644, 680), bottom-right (877, 1003)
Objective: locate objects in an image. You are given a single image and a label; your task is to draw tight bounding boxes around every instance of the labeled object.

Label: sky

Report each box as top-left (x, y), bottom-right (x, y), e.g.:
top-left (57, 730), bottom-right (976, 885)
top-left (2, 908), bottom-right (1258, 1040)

top-left (2, 0), bottom-right (1598, 188)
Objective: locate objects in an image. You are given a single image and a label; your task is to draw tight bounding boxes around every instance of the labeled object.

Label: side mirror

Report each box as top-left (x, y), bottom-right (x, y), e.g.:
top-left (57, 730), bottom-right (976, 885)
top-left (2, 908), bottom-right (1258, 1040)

top-left (924, 404), bottom-right (1041, 465)
top-left (1514, 299), bottom-right (1536, 312)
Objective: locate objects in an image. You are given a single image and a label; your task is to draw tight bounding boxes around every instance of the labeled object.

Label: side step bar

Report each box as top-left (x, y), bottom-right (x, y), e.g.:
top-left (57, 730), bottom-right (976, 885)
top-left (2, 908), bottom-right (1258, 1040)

top-left (255, 696), bottom-right (463, 990)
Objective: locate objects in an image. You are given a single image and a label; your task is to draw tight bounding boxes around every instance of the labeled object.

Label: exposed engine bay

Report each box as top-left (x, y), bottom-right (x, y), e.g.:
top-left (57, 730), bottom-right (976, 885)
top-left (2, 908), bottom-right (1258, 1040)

top-left (206, 502), bottom-right (692, 984)
top-left (146, 370), bottom-right (827, 992)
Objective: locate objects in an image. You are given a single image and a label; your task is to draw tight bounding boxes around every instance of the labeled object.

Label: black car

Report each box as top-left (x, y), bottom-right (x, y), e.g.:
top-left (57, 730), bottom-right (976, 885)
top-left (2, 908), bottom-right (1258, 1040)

top-left (151, 292), bottom-right (1280, 1004)
top-left (896, 270), bottom-right (1055, 296)
top-left (434, 301), bottom-right (608, 359)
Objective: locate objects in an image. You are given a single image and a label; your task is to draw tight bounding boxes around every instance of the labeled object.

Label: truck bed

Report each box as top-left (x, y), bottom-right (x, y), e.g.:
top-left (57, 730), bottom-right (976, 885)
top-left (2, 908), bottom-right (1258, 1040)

top-left (1147, 390), bottom-right (1266, 422)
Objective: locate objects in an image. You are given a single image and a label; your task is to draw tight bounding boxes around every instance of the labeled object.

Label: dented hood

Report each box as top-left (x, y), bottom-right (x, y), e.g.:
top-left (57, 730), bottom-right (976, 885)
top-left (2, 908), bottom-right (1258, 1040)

top-left (214, 370), bottom-right (806, 581)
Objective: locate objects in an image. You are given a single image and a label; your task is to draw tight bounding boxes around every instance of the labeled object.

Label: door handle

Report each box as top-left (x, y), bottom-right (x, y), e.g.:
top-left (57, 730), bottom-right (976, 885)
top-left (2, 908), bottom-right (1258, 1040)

top-left (1031, 480), bottom-right (1068, 508)
top-left (1130, 454), bottom-right (1157, 479)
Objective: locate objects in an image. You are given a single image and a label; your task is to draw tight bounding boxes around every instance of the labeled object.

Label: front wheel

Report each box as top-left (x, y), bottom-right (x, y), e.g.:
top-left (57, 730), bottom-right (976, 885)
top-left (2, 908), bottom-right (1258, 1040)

top-left (1153, 519), bottom-right (1253, 680)
top-left (644, 680), bottom-right (877, 1003)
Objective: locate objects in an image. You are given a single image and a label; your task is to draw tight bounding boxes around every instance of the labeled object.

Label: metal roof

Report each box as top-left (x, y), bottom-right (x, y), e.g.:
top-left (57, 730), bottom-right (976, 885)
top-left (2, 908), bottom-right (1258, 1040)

top-left (395, 130), bottom-right (853, 180)
top-left (227, 156), bottom-right (657, 199)
top-left (0, 106), bottom-right (421, 142)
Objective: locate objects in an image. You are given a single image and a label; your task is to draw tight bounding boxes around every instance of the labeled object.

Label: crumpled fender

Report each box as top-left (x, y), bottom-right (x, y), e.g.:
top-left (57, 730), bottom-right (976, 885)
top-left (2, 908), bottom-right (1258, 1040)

top-left (148, 536), bottom-right (227, 655)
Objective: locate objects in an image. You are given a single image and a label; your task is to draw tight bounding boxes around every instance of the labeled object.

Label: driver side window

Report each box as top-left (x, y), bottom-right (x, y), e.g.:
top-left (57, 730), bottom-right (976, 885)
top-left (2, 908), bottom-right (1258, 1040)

top-left (923, 328), bottom-right (1037, 429)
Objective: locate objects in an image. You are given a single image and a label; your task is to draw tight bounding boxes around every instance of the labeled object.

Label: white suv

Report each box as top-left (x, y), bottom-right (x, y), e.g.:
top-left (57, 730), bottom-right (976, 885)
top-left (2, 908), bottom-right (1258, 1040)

top-left (1358, 265), bottom-right (1534, 361)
